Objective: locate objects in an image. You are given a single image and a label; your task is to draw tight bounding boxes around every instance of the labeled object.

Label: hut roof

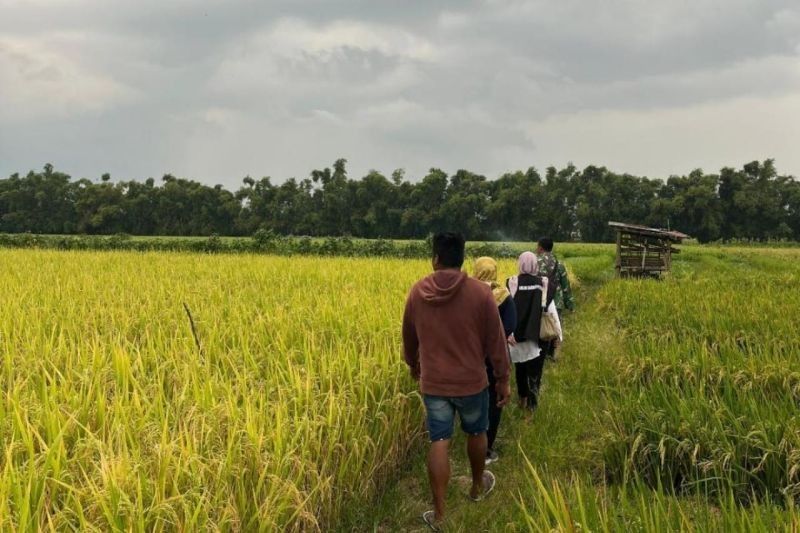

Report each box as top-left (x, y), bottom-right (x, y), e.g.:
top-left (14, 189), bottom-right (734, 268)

top-left (608, 221), bottom-right (689, 242)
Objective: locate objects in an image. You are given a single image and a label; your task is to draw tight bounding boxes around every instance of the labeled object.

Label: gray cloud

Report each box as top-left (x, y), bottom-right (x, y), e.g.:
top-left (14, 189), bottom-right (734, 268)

top-left (1, 0), bottom-right (799, 187)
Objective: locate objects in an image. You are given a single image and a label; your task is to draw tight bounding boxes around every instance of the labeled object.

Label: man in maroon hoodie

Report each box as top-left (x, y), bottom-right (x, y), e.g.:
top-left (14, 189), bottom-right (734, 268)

top-left (403, 232), bottom-right (511, 528)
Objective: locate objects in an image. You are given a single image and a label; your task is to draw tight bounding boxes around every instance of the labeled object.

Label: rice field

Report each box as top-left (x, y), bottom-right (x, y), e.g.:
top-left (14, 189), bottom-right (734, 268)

top-left (2, 244), bottom-right (800, 530)
top-left (513, 246), bottom-right (800, 532)
top-left (0, 251), bottom-right (429, 531)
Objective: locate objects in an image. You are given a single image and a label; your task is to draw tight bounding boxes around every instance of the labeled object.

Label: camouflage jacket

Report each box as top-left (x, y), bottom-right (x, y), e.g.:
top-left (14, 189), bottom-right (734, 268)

top-left (538, 252), bottom-right (575, 311)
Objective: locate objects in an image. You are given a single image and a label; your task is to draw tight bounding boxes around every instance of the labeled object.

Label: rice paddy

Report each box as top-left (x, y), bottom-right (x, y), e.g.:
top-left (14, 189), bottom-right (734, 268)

top-left (2, 244), bottom-right (799, 530)
top-left (512, 246), bottom-right (800, 532)
top-left (0, 251), bottom-right (426, 531)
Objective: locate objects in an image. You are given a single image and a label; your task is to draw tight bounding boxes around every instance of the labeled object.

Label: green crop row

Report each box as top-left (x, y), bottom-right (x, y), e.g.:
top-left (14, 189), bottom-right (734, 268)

top-left (516, 462), bottom-right (798, 532)
top-left (596, 248), bottom-right (800, 503)
top-left (508, 246), bottom-right (800, 531)
top-left (0, 232), bottom-right (612, 260)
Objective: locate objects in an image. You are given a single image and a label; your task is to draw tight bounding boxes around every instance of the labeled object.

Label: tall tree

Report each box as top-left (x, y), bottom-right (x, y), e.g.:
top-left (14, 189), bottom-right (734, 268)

top-left (1, 159), bottom-right (798, 243)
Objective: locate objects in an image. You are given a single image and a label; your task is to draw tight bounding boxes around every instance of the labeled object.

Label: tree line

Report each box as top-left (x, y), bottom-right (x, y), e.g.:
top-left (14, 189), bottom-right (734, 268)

top-left (1, 159), bottom-right (798, 243)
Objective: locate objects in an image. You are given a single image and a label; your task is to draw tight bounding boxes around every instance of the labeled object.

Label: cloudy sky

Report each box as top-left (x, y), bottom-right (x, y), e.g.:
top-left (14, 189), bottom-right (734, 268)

top-left (1, 0), bottom-right (799, 187)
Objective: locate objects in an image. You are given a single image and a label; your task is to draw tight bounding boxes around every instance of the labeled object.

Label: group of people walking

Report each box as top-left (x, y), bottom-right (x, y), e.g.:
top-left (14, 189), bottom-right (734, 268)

top-left (402, 232), bottom-right (574, 529)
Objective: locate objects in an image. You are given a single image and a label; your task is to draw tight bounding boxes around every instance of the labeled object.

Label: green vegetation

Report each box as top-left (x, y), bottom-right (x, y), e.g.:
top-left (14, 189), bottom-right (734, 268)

top-left (0, 232), bottom-right (526, 258)
top-left (2, 158), bottom-right (799, 242)
top-left (599, 247), bottom-right (800, 501)
top-left (2, 243), bottom-right (799, 530)
top-left (0, 252), bottom-right (427, 530)
top-left (354, 245), bottom-right (800, 531)
top-left (0, 232), bottom-right (610, 259)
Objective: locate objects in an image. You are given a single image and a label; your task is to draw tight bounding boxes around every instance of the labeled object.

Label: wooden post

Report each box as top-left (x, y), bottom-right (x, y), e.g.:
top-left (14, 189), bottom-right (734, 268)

top-left (615, 229), bottom-right (622, 277)
top-left (640, 243), bottom-right (647, 272)
top-left (666, 241), bottom-right (672, 272)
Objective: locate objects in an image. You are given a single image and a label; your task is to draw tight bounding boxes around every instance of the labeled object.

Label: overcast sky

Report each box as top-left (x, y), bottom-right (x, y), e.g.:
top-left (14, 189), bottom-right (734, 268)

top-left (2, 0), bottom-right (799, 188)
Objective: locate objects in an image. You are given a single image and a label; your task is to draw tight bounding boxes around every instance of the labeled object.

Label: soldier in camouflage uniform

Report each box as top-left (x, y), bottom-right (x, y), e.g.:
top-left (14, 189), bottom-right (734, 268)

top-left (536, 237), bottom-right (574, 359)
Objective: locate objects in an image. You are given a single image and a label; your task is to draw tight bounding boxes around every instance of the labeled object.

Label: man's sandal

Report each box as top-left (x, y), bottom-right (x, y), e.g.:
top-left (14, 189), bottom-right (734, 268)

top-left (469, 470), bottom-right (496, 502)
top-left (422, 510), bottom-right (442, 531)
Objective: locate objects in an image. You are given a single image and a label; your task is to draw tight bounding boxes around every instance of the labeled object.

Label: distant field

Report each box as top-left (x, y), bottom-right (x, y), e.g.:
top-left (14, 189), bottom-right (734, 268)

top-left (117, 235), bottom-right (538, 247)
top-left (0, 232), bottom-right (605, 259)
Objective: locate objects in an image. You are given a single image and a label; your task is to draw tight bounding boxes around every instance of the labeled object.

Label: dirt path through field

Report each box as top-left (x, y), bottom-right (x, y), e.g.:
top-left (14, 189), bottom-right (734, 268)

top-left (342, 274), bottom-right (616, 532)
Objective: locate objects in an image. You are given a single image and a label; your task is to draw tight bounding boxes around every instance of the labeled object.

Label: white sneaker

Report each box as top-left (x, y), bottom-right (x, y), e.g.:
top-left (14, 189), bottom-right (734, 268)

top-left (485, 450), bottom-right (499, 465)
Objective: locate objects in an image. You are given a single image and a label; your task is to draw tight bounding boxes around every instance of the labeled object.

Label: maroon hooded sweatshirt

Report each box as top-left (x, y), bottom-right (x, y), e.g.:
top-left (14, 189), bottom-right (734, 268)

top-left (402, 269), bottom-right (511, 396)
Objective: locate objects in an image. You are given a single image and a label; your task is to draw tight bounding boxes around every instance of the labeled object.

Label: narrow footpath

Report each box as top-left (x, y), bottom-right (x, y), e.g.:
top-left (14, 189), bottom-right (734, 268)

top-left (344, 275), bottom-right (615, 532)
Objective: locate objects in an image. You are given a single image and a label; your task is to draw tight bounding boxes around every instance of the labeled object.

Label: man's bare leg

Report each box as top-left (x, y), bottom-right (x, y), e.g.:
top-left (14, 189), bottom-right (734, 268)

top-left (467, 432), bottom-right (487, 499)
top-left (428, 439), bottom-right (451, 520)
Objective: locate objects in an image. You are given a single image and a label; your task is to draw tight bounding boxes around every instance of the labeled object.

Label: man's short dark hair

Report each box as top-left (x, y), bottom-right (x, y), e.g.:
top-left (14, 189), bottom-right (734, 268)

top-left (433, 232), bottom-right (465, 268)
top-left (538, 237), bottom-right (554, 252)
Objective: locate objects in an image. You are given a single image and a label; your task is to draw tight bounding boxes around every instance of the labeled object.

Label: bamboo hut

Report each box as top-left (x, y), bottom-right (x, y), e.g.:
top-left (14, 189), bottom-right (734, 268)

top-left (609, 221), bottom-right (689, 278)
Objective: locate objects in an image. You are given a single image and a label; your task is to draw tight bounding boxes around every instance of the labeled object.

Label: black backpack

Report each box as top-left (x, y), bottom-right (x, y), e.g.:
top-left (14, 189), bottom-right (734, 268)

top-left (508, 274), bottom-right (545, 342)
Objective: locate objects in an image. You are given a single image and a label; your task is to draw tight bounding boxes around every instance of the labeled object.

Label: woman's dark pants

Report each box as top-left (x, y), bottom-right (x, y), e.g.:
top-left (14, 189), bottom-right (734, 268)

top-left (514, 355), bottom-right (546, 409)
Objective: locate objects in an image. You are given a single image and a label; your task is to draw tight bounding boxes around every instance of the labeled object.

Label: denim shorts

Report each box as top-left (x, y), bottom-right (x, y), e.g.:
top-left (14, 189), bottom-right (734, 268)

top-left (423, 388), bottom-right (489, 441)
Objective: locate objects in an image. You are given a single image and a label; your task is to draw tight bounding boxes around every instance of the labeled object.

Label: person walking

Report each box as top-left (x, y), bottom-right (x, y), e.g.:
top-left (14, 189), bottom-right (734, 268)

top-left (507, 252), bottom-right (561, 412)
top-left (403, 233), bottom-right (511, 530)
top-left (473, 257), bottom-right (516, 465)
top-left (536, 237), bottom-right (574, 360)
